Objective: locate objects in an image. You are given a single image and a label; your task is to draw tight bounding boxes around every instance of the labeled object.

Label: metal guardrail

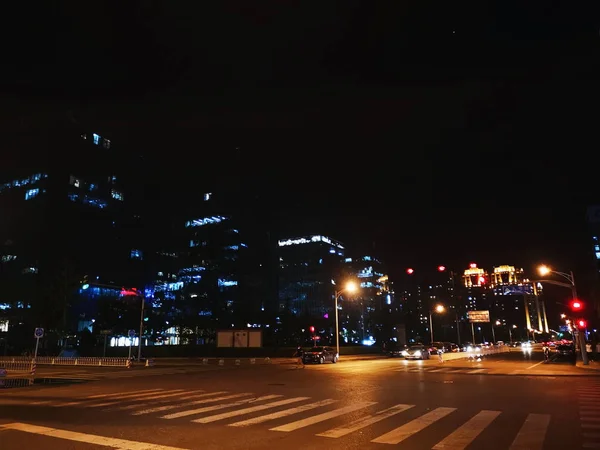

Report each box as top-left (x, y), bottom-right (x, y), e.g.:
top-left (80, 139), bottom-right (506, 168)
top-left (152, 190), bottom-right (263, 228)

top-left (0, 356), bottom-right (130, 367)
top-left (0, 360), bottom-right (35, 388)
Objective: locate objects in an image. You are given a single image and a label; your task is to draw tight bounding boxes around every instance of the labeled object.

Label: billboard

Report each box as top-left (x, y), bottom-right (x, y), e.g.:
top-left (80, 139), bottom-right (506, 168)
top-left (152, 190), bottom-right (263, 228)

top-left (467, 310), bottom-right (490, 323)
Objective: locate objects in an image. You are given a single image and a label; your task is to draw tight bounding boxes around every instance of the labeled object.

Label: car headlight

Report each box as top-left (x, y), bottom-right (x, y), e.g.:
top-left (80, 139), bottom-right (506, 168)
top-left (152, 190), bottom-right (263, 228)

top-left (467, 346), bottom-right (473, 352)
top-left (414, 350), bottom-right (421, 356)
top-left (401, 350), bottom-right (408, 356)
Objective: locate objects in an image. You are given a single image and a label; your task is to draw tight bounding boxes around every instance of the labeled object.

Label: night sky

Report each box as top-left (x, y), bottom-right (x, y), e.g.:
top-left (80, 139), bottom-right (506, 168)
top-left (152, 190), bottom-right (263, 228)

top-left (2, 3), bottom-right (599, 289)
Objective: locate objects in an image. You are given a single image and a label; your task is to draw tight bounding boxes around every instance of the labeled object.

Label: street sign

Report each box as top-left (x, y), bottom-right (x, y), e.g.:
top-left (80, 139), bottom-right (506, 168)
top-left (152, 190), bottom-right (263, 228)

top-left (467, 310), bottom-right (490, 323)
top-left (128, 329), bottom-right (136, 338)
top-left (34, 328), bottom-right (44, 338)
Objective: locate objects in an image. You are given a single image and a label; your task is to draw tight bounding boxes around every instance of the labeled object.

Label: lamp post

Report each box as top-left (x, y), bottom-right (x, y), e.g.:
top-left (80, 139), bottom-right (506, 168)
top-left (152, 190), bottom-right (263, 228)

top-left (537, 265), bottom-right (588, 365)
top-left (509, 325), bottom-right (516, 342)
top-left (429, 304), bottom-right (445, 343)
top-left (334, 281), bottom-right (358, 357)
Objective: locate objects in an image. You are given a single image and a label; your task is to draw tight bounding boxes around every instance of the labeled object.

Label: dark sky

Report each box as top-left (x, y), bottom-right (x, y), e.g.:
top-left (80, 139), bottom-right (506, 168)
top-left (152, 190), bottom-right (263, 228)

top-left (3, 3), bottom-right (600, 286)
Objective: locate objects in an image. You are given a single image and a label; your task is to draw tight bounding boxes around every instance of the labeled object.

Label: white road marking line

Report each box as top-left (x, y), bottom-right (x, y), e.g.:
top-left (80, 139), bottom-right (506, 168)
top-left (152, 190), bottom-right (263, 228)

top-left (91, 390), bottom-right (185, 408)
top-left (371, 407), bottom-right (457, 445)
top-left (432, 410), bottom-right (501, 450)
top-left (132, 392), bottom-right (238, 415)
top-left (582, 417), bottom-right (600, 422)
top-left (270, 402), bottom-right (376, 432)
top-left (525, 361), bottom-right (546, 370)
top-left (88, 389), bottom-right (163, 399)
top-left (113, 390), bottom-right (204, 410)
top-left (317, 404), bottom-right (414, 439)
top-left (467, 369), bottom-right (487, 374)
top-left (229, 399), bottom-right (337, 427)
top-left (509, 414), bottom-right (550, 450)
top-left (192, 397), bottom-right (309, 423)
top-left (58, 389), bottom-right (165, 407)
top-left (161, 395), bottom-right (282, 420)
top-left (0, 422), bottom-right (189, 450)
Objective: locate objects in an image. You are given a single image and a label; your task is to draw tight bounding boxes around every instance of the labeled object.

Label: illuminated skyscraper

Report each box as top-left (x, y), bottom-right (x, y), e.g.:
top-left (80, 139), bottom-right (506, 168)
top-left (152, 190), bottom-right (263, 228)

top-left (278, 235), bottom-right (344, 319)
top-left (462, 263), bottom-right (489, 312)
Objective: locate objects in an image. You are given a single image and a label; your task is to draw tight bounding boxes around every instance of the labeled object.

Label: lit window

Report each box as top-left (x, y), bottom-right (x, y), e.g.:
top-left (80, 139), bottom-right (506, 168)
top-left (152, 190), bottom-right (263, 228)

top-left (22, 267), bottom-right (38, 274)
top-left (93, 133), bottom-right (100, 145)
top-left (25, 188), bottom-right (39, 200)
top-left (69, 176), bottom-right (80, 187)
top-left (111, 190), bottom-right (124, 201)
top-left (596, 252), bottom-right (600, 260)
top-left (185, 216), bottom-right (228, 227)
top-left (102, 139), bottom-right (111, 149)
top-left (204, 193), bottom-right (212, 201)
top-left (130, 249), bottom-right (143, 260)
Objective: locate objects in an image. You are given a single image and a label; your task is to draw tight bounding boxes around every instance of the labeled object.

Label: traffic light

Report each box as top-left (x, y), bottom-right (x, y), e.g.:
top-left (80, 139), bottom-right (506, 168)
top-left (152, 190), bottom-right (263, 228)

top-left (406, 268), bottom-right (414, 275)
top-left (437, 265), bottom-right (446, 272)
top-left (577, 319), bottom-right (587, 329)
top-left (81, 274), bottom-right (89, 290)
top-left (309, 326), bottom-right (315, 333)
top-left (570, 300), bottom-right (583, 311)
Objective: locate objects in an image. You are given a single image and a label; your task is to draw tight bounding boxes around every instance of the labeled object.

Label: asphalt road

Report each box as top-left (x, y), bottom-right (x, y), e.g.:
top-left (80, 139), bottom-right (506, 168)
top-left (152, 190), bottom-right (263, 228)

top-left (1, 353), bottom-right (598, 450)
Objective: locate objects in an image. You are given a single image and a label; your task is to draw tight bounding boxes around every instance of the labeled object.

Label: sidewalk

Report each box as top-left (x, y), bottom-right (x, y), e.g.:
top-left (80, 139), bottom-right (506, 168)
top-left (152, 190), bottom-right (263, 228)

top-left (577, 359), bottom-right (600, 372)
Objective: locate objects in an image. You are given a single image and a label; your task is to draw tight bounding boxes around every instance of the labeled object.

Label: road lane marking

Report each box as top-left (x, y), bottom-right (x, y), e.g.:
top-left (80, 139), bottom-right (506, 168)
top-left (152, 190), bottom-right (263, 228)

top-left (132, 392), bottom-right (239, 415)
top-left (88, 389), bottom-right (163, 399)
top-left (0, 422), bottom-right (189, 450)
top-left (317, 404), bottom-right (414, 439)
top-left (113, 390), bottom-right (205, 410)
top-left (509, 413), bottom-right (550, 450)
top-left (58, 389), bottom-right (165, 407)
top-left (91, 390), bottom-right (186, 407)
top-left (270, 402), bottom-right (376, 432)
top-left (432, 410), bottom-right (501, 449)
top-left (229, 399), bottom-right (337, 427)
top-left (371, 407), bottom-right (457, 445)
top-left (161, 395), bottom-right (282, 420)
top-left (525, 361), bottom-right (546, 370)
top-left (192, 397), bottom-right (309, 423)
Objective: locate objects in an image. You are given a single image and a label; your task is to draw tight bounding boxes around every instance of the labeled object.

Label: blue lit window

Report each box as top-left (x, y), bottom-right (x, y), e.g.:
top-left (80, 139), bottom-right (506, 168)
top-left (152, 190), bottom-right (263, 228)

top-left (82, 196), bottom-right (108, 209)
top-left (69, 175), bottom-right (81, 187)
top-left (89, 183), bottom-right (97, 191)
top-left (595, 245), bottom-right (600, 252)
top-left (25, 188), bottom-right (39, 200)
top-left (130, 249), bottom-right (143, 260)
top-left (218, 279), bottom-right (238, 287)
top-left (345, 258), bottom-right (352, 262)
top-left (111, 190), bottom-right (124, 201)
top-left (68, 193), bottom-right (79, 202)
top-left (596, 252), bottom-right (600, 260)
top-left (93, 133), bottom-right (100, 145)
top-left (190, 240), bottom-right (198, 247)
top-left (224, 245), bottom-right (239, 251)
top-left (185, 216), bottom-right (228, 227)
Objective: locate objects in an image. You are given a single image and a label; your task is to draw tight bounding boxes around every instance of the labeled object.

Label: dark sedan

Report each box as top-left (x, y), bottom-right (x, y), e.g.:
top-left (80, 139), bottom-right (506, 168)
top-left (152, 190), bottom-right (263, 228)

top-left (303, 346), bottom-right (339, 364)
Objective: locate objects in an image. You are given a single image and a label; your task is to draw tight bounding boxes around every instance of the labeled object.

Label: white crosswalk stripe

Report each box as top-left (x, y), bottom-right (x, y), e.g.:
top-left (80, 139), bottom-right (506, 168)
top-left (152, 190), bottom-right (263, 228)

top-left (371, 407), bottom-right (457, 444)
top-left (579, 383), bottom-right (600, 449)
top-left (6, 388), bottom-right (566, 447)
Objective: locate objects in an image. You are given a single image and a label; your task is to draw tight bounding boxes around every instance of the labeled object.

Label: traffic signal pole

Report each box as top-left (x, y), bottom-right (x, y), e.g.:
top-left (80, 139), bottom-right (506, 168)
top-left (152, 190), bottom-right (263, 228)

top-left (571, 273), bottom-right (589, 366)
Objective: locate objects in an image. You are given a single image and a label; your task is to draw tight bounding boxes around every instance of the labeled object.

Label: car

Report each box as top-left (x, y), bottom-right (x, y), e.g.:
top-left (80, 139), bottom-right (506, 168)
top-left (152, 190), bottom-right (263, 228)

top-left (402, 345), bottom-right (431, 360)
top-left (302, 346), bottom-right (338, 364)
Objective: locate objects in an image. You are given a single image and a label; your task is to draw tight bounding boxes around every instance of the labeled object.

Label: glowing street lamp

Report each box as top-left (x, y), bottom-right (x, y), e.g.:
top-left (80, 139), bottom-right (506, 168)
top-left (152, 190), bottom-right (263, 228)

top-left (334, 281), bottom-right (359, 357)
top-left (429, 304), bottom-right (445, 343)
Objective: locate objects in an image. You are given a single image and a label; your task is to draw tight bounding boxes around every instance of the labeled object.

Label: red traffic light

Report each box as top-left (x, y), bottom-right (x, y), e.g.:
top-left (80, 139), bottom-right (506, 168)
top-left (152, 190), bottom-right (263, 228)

top-left (577, 319), bottom-right (587, 328)
top-left (570, 300), bottom-right (583, 311)
top-left (406, 268), bottom-right (414, 275)
top-left (438, 265), bottom-right (446, 272)
top-left (309, 326), bottom-right (315, 333)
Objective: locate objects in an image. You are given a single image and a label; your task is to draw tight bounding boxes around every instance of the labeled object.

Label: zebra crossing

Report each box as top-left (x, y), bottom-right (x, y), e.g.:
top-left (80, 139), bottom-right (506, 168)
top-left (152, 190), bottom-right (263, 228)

top-left (394, 365), bottom-right (490, 375)
top-left (5, 387), bottom-right (558, 448)
top-left (34, 367), bottom-right (195, 381)
top-left (577, 379), bottom-right (600, 449)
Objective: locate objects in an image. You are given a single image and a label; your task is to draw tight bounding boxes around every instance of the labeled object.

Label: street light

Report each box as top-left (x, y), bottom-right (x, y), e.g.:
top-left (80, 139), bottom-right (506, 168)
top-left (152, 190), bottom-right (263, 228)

top-left (334, 281), bottom-right (358, 357)
top-left (509, 325), bottom-right (517, 342)
top-left (429, 304), bottom-right (445, 343)
top-left (537, 265), bottom-right (588, 365)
